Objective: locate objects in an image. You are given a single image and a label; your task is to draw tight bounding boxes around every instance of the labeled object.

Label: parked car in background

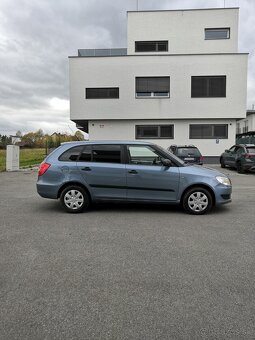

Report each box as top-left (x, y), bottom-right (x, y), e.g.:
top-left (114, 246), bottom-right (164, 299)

top-left (37, 141), bottom-right (232, 215)
top-left (220, 144), bottom-right (255, 173)
top-left (167, 145), bottom-right (203, 165)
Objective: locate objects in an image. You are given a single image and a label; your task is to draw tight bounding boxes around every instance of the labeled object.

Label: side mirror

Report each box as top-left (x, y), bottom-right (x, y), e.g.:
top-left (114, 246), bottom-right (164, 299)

top-left (225, 149), bottom-right (230, 153)
top-left (162, 158), bottom-right (172, 167)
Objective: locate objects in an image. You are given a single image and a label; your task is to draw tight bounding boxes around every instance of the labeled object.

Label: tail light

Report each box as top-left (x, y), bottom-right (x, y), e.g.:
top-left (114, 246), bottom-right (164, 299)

top-left (245, 154), bottom-right (250, 159)
top-left (200, 156), bottom-right (204, 162)
top-left (38, 162), bottom-right (51, 176)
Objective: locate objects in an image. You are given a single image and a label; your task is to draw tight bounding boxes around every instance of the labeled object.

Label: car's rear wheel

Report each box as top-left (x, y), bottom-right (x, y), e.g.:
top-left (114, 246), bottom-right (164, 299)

top-left (220, 158), bottom-right (226, 168)
top-left (60, 185), bottom-right (90, 213)
top-left (236, 162), bottom-right (245, 174)
top-left (183, 187), bottom-right (213, 215)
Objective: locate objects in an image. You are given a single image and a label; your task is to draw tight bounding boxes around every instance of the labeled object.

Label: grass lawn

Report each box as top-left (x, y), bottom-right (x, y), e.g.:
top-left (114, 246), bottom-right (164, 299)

top-left (0, 148), bottom-right (46, 171)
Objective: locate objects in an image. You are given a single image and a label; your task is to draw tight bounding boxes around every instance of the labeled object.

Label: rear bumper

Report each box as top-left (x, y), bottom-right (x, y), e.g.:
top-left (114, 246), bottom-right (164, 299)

top-left (36, 182), bottom-right (59, 199)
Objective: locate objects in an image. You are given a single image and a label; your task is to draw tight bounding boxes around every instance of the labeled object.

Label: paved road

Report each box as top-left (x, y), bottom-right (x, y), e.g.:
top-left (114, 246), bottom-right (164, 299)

top-left (0, 167), bottom-right (255, 339)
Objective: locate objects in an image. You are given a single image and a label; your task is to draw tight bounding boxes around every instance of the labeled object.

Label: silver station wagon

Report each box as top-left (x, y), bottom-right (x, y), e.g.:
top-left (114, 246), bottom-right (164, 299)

top-left (37, 141), bottom-right (232, 215)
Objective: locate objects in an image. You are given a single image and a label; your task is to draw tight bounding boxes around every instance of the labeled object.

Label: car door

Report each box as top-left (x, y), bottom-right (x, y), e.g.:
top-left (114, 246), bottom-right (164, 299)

top-left (225, 146), bottom-right (238, 166)
top-left (77, 144), bottom-right (126, 200)
top-left (126, 145), bottom-right (180, 202)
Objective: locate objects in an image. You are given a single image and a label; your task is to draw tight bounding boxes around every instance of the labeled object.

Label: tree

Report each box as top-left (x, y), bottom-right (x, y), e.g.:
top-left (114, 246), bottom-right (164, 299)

top-left (74, 130), bottom-right (84, 141)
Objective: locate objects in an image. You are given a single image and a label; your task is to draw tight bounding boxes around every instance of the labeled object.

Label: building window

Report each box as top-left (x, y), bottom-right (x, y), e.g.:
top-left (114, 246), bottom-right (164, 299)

top-left (136, 125), bottom-right (174, 139)
top-left (191, 76), bottom-right (226, 98)
top-left (136, 77), bottom-right (170, 98)
top-left (135, 41), bottom-right (168, 52)
top-left (236, 123), bottom-right (241, 135)
top-left (189, 124), bottom-right (228, 139)
top-left (205, 28), bottom-right (230, 40)
top-left (243, 120), bottom-right (248, 133)
top-left (86, 87), bottom-right (119, 99)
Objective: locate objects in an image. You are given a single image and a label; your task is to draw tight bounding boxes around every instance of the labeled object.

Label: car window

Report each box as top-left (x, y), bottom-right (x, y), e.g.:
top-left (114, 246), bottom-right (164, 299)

top-left (92, 145), bottom-right (121, 163)
top-left (177, 148), bottom-right (200, 157)
top-left (236, 147), bottom-right (244, 155)
top-left (128, 145), bottom-right (163, 166)
top-left (78, 145), bottom-right (92, 162)
top-left (247, 147), bottom-right (255, 153)
top-left (229, 146), bottom-right (238, 153)
top-left (59, 146), bottom-right (84, 162)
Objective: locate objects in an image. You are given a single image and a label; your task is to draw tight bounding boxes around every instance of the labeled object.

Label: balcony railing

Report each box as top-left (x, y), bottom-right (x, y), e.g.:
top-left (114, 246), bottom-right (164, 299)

top-left (78, 48), bottom-right (127, 57)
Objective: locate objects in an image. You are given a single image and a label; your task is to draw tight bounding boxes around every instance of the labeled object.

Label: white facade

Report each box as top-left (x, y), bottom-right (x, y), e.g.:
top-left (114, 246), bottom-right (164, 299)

top-left (69, 8), bottom-right (248, 158)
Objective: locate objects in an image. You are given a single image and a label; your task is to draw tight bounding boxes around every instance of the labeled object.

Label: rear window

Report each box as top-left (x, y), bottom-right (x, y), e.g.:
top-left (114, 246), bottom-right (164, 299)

top-left (177, 148), bottom-right (201, 157)
top-left (59, 146), bottom-right (83, 161)
top-left (247, 147), bottom-right (255, 154)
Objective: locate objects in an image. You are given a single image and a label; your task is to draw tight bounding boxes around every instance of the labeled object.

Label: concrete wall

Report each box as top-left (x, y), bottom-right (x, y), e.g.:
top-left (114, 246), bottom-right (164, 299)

top-left (69, 54), bottom-right (248, 121)
top-left (127, 8), bottom-right (238, 55)
top-left (88, 119), bottom-right (237, 157)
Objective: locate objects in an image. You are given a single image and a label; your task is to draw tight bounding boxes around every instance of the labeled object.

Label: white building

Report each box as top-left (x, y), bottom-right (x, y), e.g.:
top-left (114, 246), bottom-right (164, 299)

top-left (236, 110), bottom-right (255, 134)
top-left (69, 8), bottom-right (248, 159)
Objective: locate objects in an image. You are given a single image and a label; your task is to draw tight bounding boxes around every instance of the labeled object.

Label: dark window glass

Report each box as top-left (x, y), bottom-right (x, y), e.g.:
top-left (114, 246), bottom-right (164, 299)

top-left (79, 145), bottom-right (92, 162)
top-left (177, 148), bottom-right (201, 157)
top-left (86, 88), bottom-right (119, 99)
top-left (136, 77), bottom-right (170, 97)
top-left (92, 145), bottom-right (121, 163)
top-left (190, 124), bottom-right (228, 139)
top-left (191, 76), bottom-right (226, 97)
top-left (205, 28), bottom-right (230, 39)
top-left (136, 125), bottom-right (174, 139)
top-left (59, 146), bottom-right (83, 162)
top-left (135, 41), bottom-right (168, 52)
top-left (214, 125), bottom-right (228, 138)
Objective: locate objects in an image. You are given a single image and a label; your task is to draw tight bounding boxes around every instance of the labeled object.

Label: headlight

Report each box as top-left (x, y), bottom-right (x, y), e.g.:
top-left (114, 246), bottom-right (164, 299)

top-left (216, 176), bottom-right (231, 186)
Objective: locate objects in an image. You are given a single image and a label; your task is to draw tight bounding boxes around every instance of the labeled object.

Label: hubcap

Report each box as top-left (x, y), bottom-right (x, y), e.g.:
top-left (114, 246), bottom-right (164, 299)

top-left (64, 190), bottom-right (84, 210)
top-left (188, 191), bottom-right (208, 212)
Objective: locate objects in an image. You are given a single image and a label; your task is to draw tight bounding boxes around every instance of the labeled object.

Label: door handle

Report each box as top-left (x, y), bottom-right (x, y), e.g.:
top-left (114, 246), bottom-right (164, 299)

top-left (81, 167), bottom-right (91, 171)
top-left (128, 170), bottom-right (138, 174)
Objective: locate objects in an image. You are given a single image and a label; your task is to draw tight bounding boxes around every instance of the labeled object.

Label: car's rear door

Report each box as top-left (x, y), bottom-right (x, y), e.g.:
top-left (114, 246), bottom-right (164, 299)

top-left (77, 144), bottom-right (127, 200)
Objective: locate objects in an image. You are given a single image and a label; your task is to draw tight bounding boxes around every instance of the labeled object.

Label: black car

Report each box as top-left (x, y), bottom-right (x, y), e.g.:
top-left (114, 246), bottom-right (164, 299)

top-left (168, 145), bottom-right (203, 165)
top-left (220, 144), bottom-right (255, 173)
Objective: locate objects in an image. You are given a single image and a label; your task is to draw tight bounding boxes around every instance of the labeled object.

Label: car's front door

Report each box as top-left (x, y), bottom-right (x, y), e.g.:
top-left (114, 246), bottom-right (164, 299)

top-left (77, 144), bottom-right (126, 200)
top-left (126, 145), bottom-right (180, 202)
top-left (225, 146), bottom-right (238, 166)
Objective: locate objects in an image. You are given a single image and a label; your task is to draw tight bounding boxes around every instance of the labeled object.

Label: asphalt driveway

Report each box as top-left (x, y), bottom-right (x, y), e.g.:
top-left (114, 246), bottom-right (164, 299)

top-left (0, 166), bottom-right (255, 339)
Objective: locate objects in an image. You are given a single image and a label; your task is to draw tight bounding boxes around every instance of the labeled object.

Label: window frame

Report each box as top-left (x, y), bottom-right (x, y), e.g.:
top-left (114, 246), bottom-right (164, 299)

top-left (135, 77), bottom-right (170, 98)
top-left (135, 41), bottom-right (168, 53)
top-left (135, 124), bottom-right (174, 139)
top-left (204, 28), bottom-right (230, 40)
top-left (189, 124), bottom-right (228, 139)
top-left (191, 75), bottom-right (226, 98)
top-left (88, 144), bottom-right (124, 164)
top-left (85, 87), bottom-right (119, 99)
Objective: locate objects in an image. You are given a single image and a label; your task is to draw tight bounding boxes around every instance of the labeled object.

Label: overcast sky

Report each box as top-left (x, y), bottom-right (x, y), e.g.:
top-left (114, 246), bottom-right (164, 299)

top-left (0, 0), bottom-right (254, 136)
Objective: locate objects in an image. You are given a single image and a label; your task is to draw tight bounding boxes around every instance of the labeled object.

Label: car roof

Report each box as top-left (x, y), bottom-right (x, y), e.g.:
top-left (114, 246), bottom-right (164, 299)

top-left (172, 145), bottom-right (197, 148)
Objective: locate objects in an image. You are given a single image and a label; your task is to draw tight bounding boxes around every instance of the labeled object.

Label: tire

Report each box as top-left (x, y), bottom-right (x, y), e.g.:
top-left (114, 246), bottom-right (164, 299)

top-left (220, 158), bottom-right (226, 168)
top-left (182, 187), bottom-right (213, 215)
top-left (60, 185), bottom-right (90, 213)
top-left (236, 162), bottom-right (245, 174)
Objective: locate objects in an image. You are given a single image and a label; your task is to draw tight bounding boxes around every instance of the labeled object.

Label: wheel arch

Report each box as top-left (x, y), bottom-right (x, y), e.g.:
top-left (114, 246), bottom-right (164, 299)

top-left (57, 181), bottom-right (92, 202)
top-left (181, 183), bottom-right (216, 206)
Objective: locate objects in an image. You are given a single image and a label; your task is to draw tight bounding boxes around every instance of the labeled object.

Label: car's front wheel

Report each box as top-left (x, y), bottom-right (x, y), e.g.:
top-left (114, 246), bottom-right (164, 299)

top-left (183, 187), bottom-right (213, 215)
top-left (60, 185), bottom-right (90, 213)
top-left (236, 162), bottom-right (245, 174)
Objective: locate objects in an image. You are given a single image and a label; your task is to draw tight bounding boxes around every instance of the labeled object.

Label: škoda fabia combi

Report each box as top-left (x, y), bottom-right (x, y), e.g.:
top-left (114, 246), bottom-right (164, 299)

top-left (37, 141), bottom-right (232, 215)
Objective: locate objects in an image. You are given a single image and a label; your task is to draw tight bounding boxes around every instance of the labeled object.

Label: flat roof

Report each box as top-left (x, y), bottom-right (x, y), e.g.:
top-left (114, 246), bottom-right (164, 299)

top-left (127, 7), bottom-right (239, 13)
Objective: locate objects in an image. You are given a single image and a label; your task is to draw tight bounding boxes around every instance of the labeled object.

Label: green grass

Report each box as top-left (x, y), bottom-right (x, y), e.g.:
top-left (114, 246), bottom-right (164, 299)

top-left (0, 148), bottom-right (46, 171)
